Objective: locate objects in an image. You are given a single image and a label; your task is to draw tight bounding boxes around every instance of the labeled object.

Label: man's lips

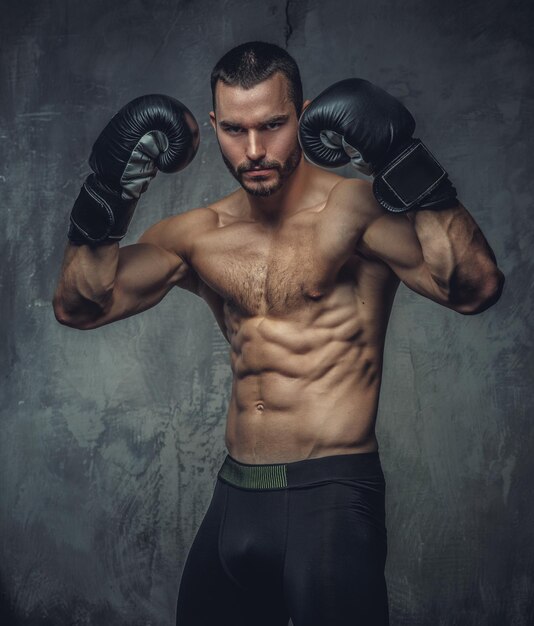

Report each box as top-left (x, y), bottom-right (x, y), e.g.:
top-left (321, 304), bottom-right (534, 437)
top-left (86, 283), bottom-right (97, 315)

top-left (243, 168), bottom-right (275, 176)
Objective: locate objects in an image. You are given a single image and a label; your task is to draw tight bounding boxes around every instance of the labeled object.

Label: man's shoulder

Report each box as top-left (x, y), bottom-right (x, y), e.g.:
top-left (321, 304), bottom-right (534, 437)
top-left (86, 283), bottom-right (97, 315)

top-left (138, 186), bottom-right (247, 250)
top-left (323, 176), bottom-right (381, 221)
top-left (171, 188), bottom-right (245, 223)
top-left (137, 205), bottom-right (222, 258)
top-left (170, 205), bottom-right (221, 229)
top-left (205, 188), bottom-right (248, 222)
top-left (327, 176), bottom-right (373, 201)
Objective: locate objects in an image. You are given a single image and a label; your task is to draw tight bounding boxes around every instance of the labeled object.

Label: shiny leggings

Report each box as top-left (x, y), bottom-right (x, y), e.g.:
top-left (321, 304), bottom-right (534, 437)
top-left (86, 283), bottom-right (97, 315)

top-left (176, 452), bottom-right (389, 625)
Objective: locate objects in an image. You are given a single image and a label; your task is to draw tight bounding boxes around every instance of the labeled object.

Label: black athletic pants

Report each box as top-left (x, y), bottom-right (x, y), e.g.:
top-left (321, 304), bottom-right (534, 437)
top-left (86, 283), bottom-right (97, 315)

top-left (176, 451), bottom-right (389, 625)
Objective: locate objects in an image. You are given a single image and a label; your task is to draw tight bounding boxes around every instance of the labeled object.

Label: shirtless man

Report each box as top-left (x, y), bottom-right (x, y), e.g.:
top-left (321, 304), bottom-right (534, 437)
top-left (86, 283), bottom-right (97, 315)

top-left (53, 42), bottom-right (504, 626)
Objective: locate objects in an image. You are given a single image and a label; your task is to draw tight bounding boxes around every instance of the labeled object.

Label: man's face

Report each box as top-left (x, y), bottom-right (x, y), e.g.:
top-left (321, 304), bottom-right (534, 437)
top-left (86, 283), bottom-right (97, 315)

top-left (210, 72), bottom-right (302, 197)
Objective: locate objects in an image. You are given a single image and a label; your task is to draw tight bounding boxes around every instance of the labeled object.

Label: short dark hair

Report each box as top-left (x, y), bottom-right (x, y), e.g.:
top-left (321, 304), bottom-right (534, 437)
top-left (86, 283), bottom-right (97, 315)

top-left (210, 41), bottom-right (303, 115)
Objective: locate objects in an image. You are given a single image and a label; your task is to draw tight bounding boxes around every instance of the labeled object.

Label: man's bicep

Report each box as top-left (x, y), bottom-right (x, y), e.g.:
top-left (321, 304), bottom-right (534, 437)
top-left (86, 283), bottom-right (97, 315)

top-left (358, 212), bottom-right (450, 307)
top-left (66, 242), bottom-right (187, 330)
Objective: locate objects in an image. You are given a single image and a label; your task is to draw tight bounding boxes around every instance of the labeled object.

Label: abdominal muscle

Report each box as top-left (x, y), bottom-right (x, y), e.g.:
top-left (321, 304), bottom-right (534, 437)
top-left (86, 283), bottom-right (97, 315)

top-left (224, 291), bottom-right (386, 464)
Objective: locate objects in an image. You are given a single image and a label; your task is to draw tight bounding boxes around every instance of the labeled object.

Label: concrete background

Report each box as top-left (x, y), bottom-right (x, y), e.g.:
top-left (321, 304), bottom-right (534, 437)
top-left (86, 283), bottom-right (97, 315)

top-left (1, 0), bottom-right (532, 624)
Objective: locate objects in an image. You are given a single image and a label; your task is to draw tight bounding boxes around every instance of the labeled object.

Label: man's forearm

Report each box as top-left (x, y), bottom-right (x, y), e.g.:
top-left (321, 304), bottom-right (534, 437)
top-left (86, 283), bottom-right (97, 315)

top-left (53, 242), bottom-right (119, 324)
top-left (407, 203), bottom-right (504, 311)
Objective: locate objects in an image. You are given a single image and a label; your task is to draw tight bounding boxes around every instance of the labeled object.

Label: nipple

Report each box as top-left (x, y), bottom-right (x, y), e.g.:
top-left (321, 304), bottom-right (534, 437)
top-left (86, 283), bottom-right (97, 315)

top-left (306, 289), bottom-right (324, 301)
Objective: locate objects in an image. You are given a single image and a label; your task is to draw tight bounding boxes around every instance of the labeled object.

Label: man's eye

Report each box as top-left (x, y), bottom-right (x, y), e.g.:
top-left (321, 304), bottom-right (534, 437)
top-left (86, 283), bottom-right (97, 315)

top-left (265, 122), bottom-right (282, 130)
top-left (226, 126), bottom-right (243, 134)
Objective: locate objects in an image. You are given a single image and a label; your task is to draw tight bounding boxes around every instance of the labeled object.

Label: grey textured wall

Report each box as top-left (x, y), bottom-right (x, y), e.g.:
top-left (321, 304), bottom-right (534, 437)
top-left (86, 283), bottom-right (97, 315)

top-left (1, 0), bottom-right (532, 624)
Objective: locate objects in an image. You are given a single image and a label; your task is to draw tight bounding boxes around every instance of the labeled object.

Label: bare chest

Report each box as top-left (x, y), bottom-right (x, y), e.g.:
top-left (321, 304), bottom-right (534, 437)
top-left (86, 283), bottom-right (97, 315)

top-left (191, 220), bottom-right (338, 316)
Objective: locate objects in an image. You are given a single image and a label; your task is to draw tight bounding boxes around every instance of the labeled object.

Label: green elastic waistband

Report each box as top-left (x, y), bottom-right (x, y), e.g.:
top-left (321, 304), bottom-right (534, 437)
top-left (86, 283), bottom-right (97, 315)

top-left (218, 455), bottom-right (288, 489)
top-left (217, 451), bottom-right (383, 490)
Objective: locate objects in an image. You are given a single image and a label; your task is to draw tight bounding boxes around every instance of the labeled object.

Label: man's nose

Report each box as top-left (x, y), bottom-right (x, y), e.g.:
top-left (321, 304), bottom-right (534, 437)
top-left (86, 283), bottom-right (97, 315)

top-left (245, 131), bottom-right (266, 162)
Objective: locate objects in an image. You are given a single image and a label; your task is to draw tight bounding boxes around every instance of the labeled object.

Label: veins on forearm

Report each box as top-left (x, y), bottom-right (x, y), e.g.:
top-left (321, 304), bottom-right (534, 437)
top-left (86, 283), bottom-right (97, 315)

top-left (408, 204), bottom-right (495, 300)
top-left (59, 243), bottom-right (118, 313)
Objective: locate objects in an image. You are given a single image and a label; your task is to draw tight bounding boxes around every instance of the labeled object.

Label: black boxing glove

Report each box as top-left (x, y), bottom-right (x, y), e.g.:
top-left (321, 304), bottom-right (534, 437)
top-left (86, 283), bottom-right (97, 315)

top-left (68, 94), bottom-right (199, 245)
top-left (298, 78), bottom-right (458, 213)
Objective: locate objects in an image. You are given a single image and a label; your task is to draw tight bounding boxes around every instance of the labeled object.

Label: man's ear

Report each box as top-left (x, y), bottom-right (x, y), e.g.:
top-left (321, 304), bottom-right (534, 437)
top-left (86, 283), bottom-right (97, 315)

top-left (209, 111), bottom-right (216, 131)
top-left (301, 99), bottom-right (312, 114)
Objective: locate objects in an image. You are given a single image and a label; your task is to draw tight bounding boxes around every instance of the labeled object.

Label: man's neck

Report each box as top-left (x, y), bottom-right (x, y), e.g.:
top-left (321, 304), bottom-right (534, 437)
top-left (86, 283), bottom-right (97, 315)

top-left (244, 156), bottom-right (316, 226)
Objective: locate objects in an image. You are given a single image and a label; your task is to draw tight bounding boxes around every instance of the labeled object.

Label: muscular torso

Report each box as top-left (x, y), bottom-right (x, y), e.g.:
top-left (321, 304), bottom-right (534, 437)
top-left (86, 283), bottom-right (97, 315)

top-left (183, 172), bottom-right (399, 463)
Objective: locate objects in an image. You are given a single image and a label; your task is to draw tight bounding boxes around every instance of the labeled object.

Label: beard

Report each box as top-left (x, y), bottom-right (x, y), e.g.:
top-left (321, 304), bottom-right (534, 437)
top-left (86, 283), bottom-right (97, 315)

top-left (220, 143), bottom-right (302, 197)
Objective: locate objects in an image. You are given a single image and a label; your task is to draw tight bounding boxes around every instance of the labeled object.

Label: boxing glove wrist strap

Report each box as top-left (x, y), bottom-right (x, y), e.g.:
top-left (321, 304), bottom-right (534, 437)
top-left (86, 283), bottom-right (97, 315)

top-left (68, 175), bottom-right (137, 245)
top-left (372, 139), bottom-right (458, 213)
